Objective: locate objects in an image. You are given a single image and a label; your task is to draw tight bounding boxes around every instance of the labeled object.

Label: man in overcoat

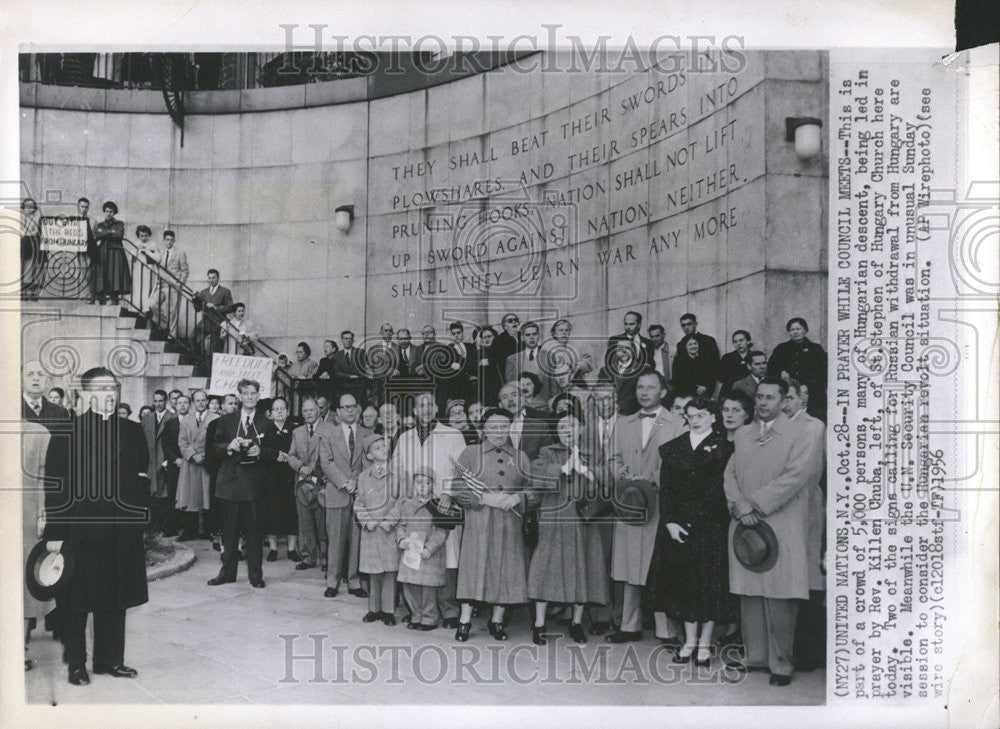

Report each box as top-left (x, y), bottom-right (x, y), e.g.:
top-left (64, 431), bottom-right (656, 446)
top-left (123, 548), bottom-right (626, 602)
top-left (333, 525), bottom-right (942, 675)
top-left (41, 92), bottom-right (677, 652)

top-left (605, 370), bottom-right (686, 643)
top-left (723, 377), bottom-right (813, 685)
top-left (783, 380), bottom-right (827, 672)
top-left (44, 367), bottom-right (150, 686)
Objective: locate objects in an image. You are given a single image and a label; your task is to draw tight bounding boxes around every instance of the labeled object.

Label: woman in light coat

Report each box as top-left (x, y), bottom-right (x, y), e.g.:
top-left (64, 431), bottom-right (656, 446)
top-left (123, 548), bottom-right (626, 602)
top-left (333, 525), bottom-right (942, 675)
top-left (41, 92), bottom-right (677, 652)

top-left (452, 408), bottom-right (535, 642)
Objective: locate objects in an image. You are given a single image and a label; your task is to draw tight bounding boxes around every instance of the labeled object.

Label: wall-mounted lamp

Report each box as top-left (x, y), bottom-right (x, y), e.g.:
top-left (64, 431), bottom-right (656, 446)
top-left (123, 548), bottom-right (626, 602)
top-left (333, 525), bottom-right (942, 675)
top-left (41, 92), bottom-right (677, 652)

top-left (334, 205), bottom-right (355, 233)
top-left (785, 117), bottom-right (823, 159)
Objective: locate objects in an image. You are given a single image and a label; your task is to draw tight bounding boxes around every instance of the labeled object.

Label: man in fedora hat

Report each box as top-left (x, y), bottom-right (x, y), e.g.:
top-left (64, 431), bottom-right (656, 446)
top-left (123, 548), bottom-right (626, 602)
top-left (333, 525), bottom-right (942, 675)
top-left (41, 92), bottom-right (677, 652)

top-left (43, 367), bottom-right (150, 686)
top-left (723, 376), bottom-right (814, 685)
top-left (605, 370), bottom-right (685, 644)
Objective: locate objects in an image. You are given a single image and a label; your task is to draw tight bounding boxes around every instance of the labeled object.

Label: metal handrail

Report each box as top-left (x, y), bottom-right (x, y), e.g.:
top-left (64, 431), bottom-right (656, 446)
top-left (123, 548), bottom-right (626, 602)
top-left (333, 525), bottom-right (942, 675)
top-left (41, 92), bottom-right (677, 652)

top-left (118, 237), bottom-right (298, 405)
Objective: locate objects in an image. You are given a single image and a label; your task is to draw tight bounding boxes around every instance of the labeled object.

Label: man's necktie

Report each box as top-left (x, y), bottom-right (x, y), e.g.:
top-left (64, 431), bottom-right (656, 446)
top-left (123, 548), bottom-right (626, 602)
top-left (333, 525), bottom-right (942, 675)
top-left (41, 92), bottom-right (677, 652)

top-left (528, 349), bottom-right (535, 361)
top-left (31, 400), bottom-right (41, 416)
top-left (196, 413), bottom-right (202, 426)
top-left (639, 411), bottom-right (657, 418)
top-left (243, 415), bottom-right (250, 435)
top-left (308, 424), bottom-right (314, 438)
top-left (163, 250), bottom-right (169, 269)
top-left (348, 426), bottom-right (355, 461)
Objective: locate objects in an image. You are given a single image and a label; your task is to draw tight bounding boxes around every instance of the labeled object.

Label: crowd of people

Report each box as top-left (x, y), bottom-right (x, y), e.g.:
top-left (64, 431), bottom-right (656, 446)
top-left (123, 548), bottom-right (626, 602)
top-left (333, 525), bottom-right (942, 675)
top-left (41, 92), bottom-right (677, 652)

top-left (23, 309), bottom-right (828, 689)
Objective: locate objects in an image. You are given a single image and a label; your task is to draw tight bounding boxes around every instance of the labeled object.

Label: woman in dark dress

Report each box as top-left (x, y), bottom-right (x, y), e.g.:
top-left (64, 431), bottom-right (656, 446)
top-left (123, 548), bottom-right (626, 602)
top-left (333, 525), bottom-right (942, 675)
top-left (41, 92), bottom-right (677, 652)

top-left (767, 317), bottom-right (827, 421)
top-left (473, 326), bottom-right (504, 407)
top-left (670, 337), bottom-right (717, 397)
top-left (645, 396), bottom-right (737, 667)
top-left (93, 201), bottom-right (132, 304)
top-left (262, 397), bottom-right (301, 561)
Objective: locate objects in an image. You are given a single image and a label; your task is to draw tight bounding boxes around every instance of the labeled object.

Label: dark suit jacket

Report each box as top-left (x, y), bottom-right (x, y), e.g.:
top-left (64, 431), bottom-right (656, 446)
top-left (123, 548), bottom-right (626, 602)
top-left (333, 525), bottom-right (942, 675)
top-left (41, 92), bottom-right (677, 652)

top-left (597, 363), bottom-right (649, 416)
top-left (442, 340), bottom-right (477, 401)
top-left (393, 343), bottom-right (417, 377)
top-left (607, 332), bottom-right (657, 373)
top-left (515, 406), bottom-right (555, 461)
top-left (492, 330), bottom-right (522, 365)
top-left (22, 396), bottom-right (69, 425)
top-left (212, 408), bottom-right (272, 501)
top-left (195, 285), bottom-right (234, 335)
top-left (332, 348), bottom-right (367, 380)
top-left (719, 350), bottom-right (753, 395)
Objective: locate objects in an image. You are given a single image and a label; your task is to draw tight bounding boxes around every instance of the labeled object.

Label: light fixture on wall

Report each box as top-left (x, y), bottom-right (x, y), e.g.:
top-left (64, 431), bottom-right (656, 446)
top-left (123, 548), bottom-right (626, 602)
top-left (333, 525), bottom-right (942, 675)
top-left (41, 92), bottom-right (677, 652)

top-left (785, 117), bottom-right (823, 159)
top-left (334, 205), bottom-right (355, 233)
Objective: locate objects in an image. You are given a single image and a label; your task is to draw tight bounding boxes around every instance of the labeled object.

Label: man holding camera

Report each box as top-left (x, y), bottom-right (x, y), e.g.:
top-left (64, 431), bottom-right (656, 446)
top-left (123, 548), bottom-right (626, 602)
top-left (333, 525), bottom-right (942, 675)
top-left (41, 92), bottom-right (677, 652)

top-left (209, 378), bottom-right (270, 588)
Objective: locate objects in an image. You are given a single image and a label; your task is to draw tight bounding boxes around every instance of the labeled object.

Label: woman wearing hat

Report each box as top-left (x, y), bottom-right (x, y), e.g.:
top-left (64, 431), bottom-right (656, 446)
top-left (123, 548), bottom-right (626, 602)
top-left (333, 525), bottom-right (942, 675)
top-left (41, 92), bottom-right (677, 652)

top-left (395, 466), bottom-right (449, 630)
top-left (526, 406), bottom-right (609, 645)
top-left (451, 408), bottom-right (535, 641)
top-left (645, 396), bottom-right (737, 667)
top-left (354, 434), bottom-right (403, 625)
top-left (92, 201), bottom-right (131, 305)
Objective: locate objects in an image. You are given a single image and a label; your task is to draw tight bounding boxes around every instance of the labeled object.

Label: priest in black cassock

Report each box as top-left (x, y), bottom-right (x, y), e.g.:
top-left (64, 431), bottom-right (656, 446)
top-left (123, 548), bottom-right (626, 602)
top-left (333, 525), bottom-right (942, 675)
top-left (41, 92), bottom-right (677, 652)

top-left (44, 366), bottom-right (150, 686)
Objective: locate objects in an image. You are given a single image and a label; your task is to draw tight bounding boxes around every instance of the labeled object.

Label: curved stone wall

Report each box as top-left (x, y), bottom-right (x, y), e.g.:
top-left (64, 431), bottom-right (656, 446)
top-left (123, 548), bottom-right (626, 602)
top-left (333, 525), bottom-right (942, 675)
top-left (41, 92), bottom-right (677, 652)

top-left (20, 50), bottom-right (827, 358)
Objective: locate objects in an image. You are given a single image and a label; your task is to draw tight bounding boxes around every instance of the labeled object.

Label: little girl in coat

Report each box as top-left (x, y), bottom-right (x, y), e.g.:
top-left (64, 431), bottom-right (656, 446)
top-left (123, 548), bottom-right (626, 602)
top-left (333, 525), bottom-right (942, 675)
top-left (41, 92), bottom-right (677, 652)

top-left (396, 466), bottom-right (449, 631)
top-left (354, 434), bottom-right (403, 625)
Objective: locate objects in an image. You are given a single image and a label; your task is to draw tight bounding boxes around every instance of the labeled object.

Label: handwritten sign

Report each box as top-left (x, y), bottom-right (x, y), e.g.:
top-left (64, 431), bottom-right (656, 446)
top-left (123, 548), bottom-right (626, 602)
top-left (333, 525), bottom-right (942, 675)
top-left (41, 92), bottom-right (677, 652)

top-left (209, 353), bottom-right (273, 398)
top-left (40, 216), bottom-right (88, 252)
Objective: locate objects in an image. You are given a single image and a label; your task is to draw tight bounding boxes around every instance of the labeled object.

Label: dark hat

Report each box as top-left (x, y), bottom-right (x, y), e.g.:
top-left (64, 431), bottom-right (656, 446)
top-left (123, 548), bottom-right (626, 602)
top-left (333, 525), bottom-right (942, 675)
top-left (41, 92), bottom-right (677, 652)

top-left (426, 496), bottom-right (463, 531)
top-left (612, 478), bottom-right (658, 525)
top-left (25, 540), bottom-right (75, 602)
top-left (733, 521), bottom-right (780, 573)
top-left (571, 473), bottom-right (613, 522)
top-left (296, 478), bottom-right (319, 508)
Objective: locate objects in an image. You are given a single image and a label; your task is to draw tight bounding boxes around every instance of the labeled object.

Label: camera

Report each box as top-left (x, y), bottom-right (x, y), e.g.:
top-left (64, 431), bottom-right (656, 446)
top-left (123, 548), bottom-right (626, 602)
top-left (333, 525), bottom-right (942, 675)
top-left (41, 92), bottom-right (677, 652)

top-left (237, 437), bottom-right (259, 465)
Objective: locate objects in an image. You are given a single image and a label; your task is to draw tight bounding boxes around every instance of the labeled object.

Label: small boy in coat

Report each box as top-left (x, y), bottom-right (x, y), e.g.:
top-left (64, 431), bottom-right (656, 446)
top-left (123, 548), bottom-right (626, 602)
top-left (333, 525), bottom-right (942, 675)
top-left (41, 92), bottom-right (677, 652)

top-left (396, 466), bottom-right (449, 631)
top-left (354, 434), bottom-right (402, 625)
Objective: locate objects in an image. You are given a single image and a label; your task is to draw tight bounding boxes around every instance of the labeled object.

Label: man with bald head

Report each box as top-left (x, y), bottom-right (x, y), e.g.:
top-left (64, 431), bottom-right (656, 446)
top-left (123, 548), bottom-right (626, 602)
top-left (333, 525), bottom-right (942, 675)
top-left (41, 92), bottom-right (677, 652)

top-left (318, 393), bottom-right (372, 598)
top-left (22, 360), bottom-right (68, 424)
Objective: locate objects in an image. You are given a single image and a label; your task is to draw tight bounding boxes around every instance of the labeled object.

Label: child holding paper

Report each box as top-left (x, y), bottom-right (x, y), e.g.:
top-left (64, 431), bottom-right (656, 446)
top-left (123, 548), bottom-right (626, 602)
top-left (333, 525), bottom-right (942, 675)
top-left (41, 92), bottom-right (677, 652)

top-left (396, 466), bottom-right (449, 631)
top-left (354, 434), bottom-right (402, 625)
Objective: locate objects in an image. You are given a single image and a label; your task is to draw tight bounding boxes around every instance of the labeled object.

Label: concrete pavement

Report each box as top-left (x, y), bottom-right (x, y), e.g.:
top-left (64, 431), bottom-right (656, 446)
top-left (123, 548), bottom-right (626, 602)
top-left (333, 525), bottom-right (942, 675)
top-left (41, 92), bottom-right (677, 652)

top-left (25, 539), bottom-right (825, 705)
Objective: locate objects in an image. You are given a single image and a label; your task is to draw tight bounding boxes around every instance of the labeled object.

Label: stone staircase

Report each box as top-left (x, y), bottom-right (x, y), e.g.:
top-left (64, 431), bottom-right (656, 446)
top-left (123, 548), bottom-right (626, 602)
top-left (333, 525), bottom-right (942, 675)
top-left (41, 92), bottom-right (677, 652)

top-left (21, 301), bottom-right (209, 412)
